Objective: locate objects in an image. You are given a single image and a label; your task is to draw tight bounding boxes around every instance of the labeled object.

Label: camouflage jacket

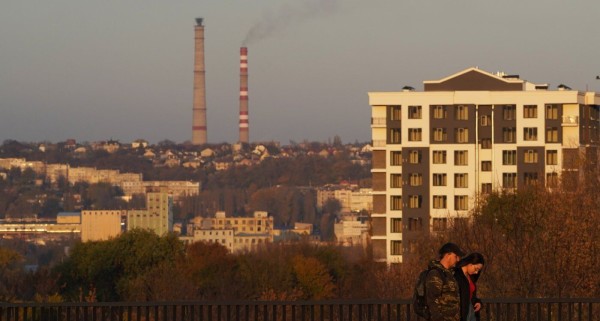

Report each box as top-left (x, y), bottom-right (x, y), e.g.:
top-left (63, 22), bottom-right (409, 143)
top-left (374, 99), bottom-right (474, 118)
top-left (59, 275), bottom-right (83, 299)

top-left (424, 260), bottom-right (460, 321)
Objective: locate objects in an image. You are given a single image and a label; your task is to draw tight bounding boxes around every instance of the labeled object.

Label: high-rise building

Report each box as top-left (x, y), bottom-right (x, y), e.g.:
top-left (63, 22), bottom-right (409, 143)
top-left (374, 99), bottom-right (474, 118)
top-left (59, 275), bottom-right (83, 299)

top-left (369, 67), bottom-right (600, 263)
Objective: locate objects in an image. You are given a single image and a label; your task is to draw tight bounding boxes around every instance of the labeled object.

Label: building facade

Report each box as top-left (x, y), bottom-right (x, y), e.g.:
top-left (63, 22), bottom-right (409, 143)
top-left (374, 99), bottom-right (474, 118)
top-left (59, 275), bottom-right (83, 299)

top-left (127, 192), bottom-right (173, 236)
top-left (81, 210), bottom-right (125, 242)
top-left (369, 67), bottom-right (600, 263)
top-left (188, 211), bottom-right (274, 253)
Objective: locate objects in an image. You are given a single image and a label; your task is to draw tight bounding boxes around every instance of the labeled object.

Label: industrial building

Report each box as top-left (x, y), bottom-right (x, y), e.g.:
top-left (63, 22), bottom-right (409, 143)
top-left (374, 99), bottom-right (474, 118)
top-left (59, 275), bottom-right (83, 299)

top-left (369, 67), bottom-right (600, 263)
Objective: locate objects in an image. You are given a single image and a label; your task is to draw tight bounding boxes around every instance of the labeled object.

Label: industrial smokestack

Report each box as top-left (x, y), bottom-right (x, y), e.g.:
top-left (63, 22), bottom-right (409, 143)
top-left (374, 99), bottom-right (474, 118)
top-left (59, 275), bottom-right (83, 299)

top-left (239, 47), bottom-right (249, 144)
top-left (192, 18), bottom-right (207, 145)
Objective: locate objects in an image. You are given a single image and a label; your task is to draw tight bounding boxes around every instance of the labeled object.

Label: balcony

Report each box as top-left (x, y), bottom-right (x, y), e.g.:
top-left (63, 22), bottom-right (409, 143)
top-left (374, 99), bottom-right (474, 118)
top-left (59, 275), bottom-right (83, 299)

top-left (371, 117), bottom-right (386, 128)
top-left (562, 115), bottom-right (579, 126)
top-left (372, 140), bottom-right (386, 149)
top-left (0, 298), bottom-right (598, 321)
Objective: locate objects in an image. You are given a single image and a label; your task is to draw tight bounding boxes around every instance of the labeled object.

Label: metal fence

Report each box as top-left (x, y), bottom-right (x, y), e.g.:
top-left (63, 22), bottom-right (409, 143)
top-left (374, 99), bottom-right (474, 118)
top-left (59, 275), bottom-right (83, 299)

top-left (1, 298), bottom-right (599, 321)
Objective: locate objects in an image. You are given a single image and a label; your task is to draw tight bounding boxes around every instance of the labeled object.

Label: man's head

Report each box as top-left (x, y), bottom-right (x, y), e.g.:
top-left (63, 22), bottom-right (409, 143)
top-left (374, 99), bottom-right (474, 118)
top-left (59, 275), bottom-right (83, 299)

top-left (438, 242), bottom-right (465, 269)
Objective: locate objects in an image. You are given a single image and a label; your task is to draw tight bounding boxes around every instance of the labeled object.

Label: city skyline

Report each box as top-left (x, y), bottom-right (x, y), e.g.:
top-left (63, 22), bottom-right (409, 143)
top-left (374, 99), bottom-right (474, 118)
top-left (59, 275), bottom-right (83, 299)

top-left (1, 0), bottom-right (599, 144)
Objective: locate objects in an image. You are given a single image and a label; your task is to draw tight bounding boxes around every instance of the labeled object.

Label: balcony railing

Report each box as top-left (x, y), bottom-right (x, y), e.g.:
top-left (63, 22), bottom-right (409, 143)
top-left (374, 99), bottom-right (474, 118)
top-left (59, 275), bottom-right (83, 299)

top-left (371, 117), bottom-right (387, 127)
top-left (1, 298), bottom-right (599, 321)
top-left (562, 115), bottom-right (579, 126)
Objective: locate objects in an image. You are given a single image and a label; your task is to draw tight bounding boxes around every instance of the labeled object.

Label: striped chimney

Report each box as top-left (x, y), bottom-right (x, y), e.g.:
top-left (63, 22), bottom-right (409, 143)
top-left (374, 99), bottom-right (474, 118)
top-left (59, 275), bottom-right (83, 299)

top-left (192, 18), bottom-right (207, 145)
top-left (239, 47), bottom-right (249, 144)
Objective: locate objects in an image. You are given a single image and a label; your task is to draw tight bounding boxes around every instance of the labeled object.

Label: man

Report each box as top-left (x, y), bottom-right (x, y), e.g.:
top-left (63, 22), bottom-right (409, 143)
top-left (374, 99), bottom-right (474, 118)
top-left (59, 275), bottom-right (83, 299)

top-left (425, 242), bottom-right (465, 321)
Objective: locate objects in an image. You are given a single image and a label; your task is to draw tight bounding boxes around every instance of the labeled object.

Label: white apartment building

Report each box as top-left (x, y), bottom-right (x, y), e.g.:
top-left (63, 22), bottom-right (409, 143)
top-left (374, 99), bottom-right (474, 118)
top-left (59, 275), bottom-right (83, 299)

top-left (369, 67), bottom-right (600, 263)
top-left (317, 186), bottom-right (373, 213)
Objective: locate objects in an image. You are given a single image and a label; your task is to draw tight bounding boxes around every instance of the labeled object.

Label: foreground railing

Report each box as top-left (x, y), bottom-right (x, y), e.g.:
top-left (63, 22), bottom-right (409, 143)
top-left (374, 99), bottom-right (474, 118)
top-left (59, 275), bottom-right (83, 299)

top-left (1, 298), bottom-right (599, 321)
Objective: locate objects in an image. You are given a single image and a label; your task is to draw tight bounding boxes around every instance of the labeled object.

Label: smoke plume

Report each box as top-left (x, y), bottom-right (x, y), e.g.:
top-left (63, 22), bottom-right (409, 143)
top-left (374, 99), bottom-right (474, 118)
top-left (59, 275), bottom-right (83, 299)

top-left (243, 0), bottom-right (339, 46)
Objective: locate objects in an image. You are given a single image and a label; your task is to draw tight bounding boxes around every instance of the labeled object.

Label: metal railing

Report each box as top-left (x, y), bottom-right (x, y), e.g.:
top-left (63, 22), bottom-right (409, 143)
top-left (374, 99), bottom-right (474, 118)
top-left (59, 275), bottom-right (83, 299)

top-left (1, 298), bottom-right (599, 321)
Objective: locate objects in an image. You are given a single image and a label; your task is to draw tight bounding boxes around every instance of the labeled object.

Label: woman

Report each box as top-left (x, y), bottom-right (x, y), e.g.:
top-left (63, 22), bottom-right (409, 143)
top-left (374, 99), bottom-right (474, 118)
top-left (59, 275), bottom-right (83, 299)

top-left (454, 252), bottom-right (485, 321)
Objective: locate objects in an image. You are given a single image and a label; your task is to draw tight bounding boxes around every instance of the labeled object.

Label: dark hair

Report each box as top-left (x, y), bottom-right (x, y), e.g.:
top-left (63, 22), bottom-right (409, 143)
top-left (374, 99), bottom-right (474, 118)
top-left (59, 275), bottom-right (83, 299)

top-left (438, 242), bottom-right (466, 258)
top-left (456, 252), bottom-right (485, 282)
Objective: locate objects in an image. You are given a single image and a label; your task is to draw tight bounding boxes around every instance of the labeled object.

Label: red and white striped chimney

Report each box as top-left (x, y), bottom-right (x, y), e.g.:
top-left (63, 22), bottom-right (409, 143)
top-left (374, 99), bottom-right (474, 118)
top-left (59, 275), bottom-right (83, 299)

top-left (239, 47), bottom-right (249, 144)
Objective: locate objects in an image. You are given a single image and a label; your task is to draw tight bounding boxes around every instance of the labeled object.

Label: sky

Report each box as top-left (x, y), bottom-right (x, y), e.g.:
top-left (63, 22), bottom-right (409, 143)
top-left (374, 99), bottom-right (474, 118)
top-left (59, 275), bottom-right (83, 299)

top-left (1, 0), bottom-right (599, 145)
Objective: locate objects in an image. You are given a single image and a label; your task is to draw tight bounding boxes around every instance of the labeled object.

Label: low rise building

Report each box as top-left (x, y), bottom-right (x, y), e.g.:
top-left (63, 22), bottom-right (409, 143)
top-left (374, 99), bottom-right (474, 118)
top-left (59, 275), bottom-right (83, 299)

top-left (188, 211), bottom-right (274, 252)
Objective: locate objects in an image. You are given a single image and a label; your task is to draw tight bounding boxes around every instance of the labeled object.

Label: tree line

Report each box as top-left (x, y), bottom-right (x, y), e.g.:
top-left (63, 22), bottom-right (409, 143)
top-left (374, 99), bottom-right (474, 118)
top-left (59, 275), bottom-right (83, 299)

top-left (1, 182), bottom-right (599, 302)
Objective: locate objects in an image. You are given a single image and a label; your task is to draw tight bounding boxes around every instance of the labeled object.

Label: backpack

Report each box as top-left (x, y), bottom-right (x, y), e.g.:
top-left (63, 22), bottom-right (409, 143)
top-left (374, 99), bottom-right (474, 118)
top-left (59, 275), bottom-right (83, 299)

top-left (412, 267), bottom-right (446, 319)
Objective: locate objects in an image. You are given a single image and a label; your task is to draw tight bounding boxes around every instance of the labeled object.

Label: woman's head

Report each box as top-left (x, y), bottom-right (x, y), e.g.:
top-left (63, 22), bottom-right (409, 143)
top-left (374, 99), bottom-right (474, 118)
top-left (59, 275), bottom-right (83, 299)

top-left (457, 252), bottom-right (485, 277)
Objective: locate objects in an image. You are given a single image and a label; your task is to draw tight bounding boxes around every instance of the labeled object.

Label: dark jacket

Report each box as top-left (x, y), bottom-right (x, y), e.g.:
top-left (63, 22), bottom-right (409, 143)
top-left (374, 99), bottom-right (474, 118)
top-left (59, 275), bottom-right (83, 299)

top-left (425, 260), bottom-right (460, 321)
top-left (453, 267), bottom-right (482, 321)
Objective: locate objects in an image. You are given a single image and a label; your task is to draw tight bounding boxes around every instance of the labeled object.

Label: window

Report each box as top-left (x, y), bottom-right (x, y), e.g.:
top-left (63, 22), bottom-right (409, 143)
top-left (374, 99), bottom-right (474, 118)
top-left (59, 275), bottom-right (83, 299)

top-left (433, 151), bottom-right (447, 164)
top-left (390, 105), bottom-right (402, 120)
top-left (502, 150), bottom-right (517, 165)
top-left (408, 105), bottom-right (422, 119)
top-left (481, 183), bottom-right (493, 194)
top-left (523, 127), bottom-right (538, 141)
top-left (432, 218), bottom-right (448, 231)
top-left (481, 138), bottom-right (492, 149)
top-left (391, 218), bottom-right (402, 233)
top-left (432, 105), bottom-right (447, 119)
top-left (408, 217), bottom-right (423, 231)
top-left (480, 115), bottom-right (491, 126)
top-left (409, 173), bottom-right (423, 186)
top-left (524, 172), bottom-right (538, 186)
top-left (546, 127), bottom-right (559, 143)
top-left (409, 150), bottom-right (421, 164)
top-left (433, 196), bottom-right (447, 209)
top-left (481, 161), bottom-right (492, 171)
top-left (408, 128), bottom-right (422, 141)
top-left (455, 173), bottom-right (468, 188)
top-left (524, 150), bottom-right (538, 163)
top-left (546, 104), bottom-right (559, 120)
top-left (455, 128), bottom-right (469, 143)
top-left (546, 150), bottom-right (558, 165)
top-left (456, 105), bottom-right (469, 120)
top-left (433, 173), bottom-right (447, 186)
top-left (503, 105), bottom-right (516, 120)
top-left (409, 195), bottom-right (422, 208)
top-left (391, 196), bottom-right (402, 210)
top-left (455, 196), bottom-right (469, 210)
top-left (391, 241), bottom-right (403, 255)
top-left (454, 150), bottom-right (468, 166)
top-left (524, 105), bottom-right (537, 118)
top-left (389, 128), bottom-right (401, 144)
top-left (391, 151), bottom-right (402, 166)
top-left (502, 173), bottom-right (517, 188)
top-left (503, 127), bottom-right (516, 143)
top-left (433, 128), bottom-right (447, 142)
top-left (547, 172), bottom-right (559, 187)
top-left (391, 174), bottom-right (402, 188)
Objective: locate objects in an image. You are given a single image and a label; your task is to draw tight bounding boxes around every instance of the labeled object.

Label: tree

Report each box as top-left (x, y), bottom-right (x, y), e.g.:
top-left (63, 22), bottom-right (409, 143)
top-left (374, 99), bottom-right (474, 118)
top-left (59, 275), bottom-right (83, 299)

top-left (56, 230), bottom-right (185, 301)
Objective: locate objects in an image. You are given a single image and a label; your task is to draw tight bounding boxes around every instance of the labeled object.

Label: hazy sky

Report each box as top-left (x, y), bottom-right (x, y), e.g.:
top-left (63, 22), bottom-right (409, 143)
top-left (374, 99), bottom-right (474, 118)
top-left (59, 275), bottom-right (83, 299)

top-left (1, 0), bottom-right (599, 145)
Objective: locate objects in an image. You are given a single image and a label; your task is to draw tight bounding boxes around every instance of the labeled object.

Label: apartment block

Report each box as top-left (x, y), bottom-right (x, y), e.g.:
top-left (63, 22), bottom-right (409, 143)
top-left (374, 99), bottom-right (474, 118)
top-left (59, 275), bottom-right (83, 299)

top-left (317, 186), bottom-right (373, 213)
top-left (188, 211), bottom-right (274, 252)
top-left (120, 181), bottom-right (200, 202)
top-left (369, 67), bottom-right (600, 263)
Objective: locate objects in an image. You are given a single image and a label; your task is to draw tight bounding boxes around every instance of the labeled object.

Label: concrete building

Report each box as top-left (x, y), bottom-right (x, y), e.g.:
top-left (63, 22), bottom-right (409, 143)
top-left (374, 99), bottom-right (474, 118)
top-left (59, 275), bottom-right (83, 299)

top-left (188, 211), bottom-right (274, 252)
top-left (334, 214), bottom-right (370, 247)
top-left (127, 192), bottom-right (173, 236)
top-left (120, 181), bottom-right (200, 202)
top-left (369, 67), bottom-right (600, 263)
top-left (317, 186), bottom-right (373, 213)
top-left (81, 210), bottom-right (125, 242)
